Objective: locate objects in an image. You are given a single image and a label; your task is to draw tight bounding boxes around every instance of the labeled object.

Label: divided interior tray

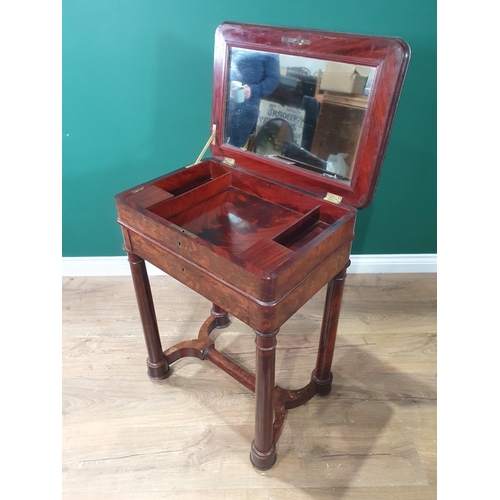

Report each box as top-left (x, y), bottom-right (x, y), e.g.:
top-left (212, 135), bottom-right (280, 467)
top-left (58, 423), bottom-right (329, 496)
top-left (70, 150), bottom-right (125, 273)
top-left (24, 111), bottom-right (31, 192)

top-left (124, 159), bottom-right (354, 275)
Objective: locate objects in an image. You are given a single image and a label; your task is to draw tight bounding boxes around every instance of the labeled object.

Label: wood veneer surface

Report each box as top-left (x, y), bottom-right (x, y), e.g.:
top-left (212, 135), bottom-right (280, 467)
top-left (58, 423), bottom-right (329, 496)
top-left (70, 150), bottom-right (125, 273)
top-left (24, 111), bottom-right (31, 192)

top-left (62, 273), bottom-right (436, 499)
top-left (168, 187), bottom-right (303, 255)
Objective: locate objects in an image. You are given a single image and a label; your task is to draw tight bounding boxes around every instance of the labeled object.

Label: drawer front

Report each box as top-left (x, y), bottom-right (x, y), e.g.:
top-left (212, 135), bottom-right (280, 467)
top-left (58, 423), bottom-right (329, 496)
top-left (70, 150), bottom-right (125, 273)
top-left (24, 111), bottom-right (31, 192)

top-left (126, 228), bottom-right (352, 332)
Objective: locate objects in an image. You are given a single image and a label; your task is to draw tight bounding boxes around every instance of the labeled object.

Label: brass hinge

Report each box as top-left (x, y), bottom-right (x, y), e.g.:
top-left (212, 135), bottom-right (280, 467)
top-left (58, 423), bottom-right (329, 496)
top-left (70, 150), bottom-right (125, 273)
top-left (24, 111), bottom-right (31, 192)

top-left (324, 192), bottom-right (343, 204)
top-left (222, 157), bottom-right (235, 166)
top-left (185, 124), bottom-right (217, 169)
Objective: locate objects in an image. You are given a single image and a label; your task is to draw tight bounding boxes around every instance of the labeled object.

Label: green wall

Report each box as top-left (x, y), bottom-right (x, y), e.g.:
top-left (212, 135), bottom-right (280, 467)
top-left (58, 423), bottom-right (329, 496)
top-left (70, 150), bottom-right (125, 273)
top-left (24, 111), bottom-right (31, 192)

top-left (62, 0), bottom-right (436, 256)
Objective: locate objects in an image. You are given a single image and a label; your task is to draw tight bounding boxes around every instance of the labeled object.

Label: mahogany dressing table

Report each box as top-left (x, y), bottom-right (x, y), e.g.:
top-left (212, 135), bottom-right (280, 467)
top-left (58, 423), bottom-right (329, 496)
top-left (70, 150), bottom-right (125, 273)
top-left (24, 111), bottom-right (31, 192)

top-left (115, 22), bottom-right (410, 470)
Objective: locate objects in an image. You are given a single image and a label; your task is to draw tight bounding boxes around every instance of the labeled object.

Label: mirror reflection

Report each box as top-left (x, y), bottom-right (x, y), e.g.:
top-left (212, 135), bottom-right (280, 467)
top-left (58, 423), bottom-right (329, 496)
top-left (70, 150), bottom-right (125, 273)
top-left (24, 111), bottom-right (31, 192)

top-left (224, 48), bottom-right (376, 184)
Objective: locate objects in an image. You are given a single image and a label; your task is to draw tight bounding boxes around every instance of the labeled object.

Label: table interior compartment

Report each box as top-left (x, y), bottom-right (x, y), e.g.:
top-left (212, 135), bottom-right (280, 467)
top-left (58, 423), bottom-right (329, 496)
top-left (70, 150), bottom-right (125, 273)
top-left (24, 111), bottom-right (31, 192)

top-left (153, 161), bottom-right (223, 196)
top-left (168, 187), bottom-right (303, 255)
top-left (149, 173), bottom-right (232, 219)
top-left (141, 160), bottom-right (349, 267)
top-left (271, 206), bottom-right (332, 252)
top-left (228, 166), bottom-right (347, 224)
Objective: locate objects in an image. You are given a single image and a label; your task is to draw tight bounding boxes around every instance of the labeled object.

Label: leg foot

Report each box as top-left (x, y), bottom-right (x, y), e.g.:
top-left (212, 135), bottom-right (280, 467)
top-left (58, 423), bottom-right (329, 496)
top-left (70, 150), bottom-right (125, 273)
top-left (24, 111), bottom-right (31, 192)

top-left (211, 304), bottom-right (230, 329)
top-left (128, 252), bottom-right (170, 380)
top-left (250, 440), bottom-right (277, 470)
top-left (311, 371), bottom-right (333, 396)
top-left (147, 357), bottom-right (170, 380)
top-left (252, 328), bottom-right (278, 471)
top-left (313, 261), bottom-right (349, 395)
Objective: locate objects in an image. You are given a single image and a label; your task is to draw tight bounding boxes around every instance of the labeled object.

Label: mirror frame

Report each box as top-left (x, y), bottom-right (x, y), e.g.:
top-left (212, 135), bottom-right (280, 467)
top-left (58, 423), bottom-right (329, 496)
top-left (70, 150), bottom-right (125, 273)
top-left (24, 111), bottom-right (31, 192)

top-left (210, 22), bottom-right (410, 209)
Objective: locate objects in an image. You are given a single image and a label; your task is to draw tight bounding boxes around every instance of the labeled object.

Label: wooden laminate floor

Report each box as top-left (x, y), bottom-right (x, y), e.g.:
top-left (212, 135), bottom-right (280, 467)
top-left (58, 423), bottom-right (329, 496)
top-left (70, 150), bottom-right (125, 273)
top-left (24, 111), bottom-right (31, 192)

top-left (62, 272), bottom-right (436, 499)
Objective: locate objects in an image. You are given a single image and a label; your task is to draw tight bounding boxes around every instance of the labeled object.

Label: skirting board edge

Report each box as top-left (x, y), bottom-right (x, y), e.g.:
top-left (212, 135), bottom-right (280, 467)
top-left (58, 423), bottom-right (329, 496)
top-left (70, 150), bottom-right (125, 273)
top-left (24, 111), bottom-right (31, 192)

top-left (62, 254), bottom-right (437, 277)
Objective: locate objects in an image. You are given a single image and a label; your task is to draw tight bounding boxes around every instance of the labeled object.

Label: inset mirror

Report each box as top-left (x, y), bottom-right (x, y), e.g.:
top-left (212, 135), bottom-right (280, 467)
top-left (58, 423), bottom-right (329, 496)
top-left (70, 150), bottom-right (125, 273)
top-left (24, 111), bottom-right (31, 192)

top-left (224, 48), bottom-right (376, 185)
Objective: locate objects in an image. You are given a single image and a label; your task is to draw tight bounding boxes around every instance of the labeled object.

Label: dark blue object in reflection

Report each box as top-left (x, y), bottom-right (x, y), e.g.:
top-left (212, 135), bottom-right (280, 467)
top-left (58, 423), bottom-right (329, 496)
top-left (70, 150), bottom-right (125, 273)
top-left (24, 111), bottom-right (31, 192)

top-left (226, 50), bottom-right (280, 148)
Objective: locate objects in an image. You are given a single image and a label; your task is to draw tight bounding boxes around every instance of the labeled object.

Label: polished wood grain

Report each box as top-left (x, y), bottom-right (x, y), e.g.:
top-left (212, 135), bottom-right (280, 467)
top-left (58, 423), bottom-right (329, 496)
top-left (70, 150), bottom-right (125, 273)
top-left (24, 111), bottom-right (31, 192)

top-left (169, 187), bottom-right (303, 254)
top-left (62, 273), bottom-right (436, 499)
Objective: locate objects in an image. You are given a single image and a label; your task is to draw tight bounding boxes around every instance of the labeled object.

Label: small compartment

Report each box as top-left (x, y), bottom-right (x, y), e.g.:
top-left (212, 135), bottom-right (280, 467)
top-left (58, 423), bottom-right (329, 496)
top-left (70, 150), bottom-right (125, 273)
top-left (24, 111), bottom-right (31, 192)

top-left (279, 220), bottom-right (331, 252)
top-left (272, 207), bottom-right (321, 247)
top-left (125, 185), bottom-right (174, 208)
top-left (272, 206), bottom-right (332, 252)
top-left (153, 159), bottom-right (227, 197)
top-left (229, 166), bottom-right (346, 223)
top-left (237, 239), bottom-right (294, 271)
top-left (149, 173), bottom-right (232, 219)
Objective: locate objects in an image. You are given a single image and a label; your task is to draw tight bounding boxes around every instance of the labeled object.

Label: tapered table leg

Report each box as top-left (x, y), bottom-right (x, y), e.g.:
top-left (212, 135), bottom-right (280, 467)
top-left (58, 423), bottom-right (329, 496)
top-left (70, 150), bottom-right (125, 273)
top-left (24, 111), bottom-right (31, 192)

top-left (210, 304), bottom-right (230, 328)
top-left (312, 261), bottom-right (349, 396)
top-left (250, 328), bottom-right (279, 470)
top-left (128, 252), bottom-right (170, 380)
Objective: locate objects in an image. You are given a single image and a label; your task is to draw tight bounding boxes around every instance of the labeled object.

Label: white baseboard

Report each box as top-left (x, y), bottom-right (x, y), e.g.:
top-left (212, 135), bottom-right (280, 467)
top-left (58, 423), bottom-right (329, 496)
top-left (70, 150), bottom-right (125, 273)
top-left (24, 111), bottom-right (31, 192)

top-left (62, 254), bottom-right (436, 277)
